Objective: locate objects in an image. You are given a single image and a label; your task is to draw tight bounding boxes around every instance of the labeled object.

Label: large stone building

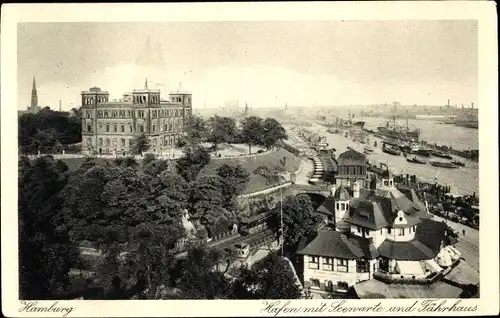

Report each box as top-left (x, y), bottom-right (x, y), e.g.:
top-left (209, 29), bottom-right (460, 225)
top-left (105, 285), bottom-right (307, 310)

top-left (81, 80), bottom-right (192, 155)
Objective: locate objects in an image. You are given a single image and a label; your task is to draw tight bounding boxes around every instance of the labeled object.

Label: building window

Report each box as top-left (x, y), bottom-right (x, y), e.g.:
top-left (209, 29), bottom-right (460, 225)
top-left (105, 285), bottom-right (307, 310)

top-left (398, 228), bottom-right (405, 236)
top-left (99, 138), bottom-right (103, 146)
top-left (336, 259), bottom-right (349, 272)
top-left (105, 139), bottom-right (110, 146)
top-left (106, 124), bottom-right (110, 132)
top-left (341, 203), bottom-right (346, 210)
top-left (388, 228), bottom-right (392, 234)
top-left (309, 279), bottom-right (321, 289)
top-left (380, 229), bottom-right (383, 235)
top-left (364, 228), bottom-right (370, 236)
top-left (152, 125), bottom-right (156, 132)
top-left (308, 256), bottom-right (319, 269)
top-left (87, 125), bottom-right (92, 132)
top-left (322, 257), bottom-right (334, 271)
top-left (112, 111), bottom-right (118, 117)
top-left (129, 139), bottom-right (133, 146)
top-left (120, 125), bottom-right (125, 133)
top-left (129, 125), bottom-right (133, 133)
top-left (112, 138), bottom-right (117, 147)
top-left (356, 260), bottom-right (370, 273)
top-left (138, 125), bottom-right (144, 133)
top-left (384, 180), bottom-right (389, 186)
top-left (113, 124), bottom-right (117, 132)
top-left (357, 226), bottom-right (361, 233)
top-left (121, 138), bottom-right (125, 147)
top-left (336, 203), bottom-right (339, 210)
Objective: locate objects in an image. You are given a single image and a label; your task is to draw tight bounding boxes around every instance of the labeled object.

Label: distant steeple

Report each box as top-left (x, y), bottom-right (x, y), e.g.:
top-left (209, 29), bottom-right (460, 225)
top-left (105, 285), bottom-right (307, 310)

top-left (244, 102), bottom-right (249, 116)
top-left (30, 76), bottom-right (38, 112)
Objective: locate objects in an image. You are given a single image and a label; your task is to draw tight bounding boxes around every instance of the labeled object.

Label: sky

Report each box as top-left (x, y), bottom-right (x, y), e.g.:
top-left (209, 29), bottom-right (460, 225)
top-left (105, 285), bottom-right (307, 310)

top-left (17, 21), bottom-right (478, 111)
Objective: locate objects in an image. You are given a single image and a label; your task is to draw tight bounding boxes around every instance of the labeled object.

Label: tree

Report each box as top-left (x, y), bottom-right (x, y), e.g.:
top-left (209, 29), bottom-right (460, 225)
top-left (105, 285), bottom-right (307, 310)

top-left (176, 146), bottom-right (211, 182)
top-left (185, 115), bottom-right (208, 145)
top-left (230, 252), bottom-right (302, 299)
top-left (143, 153), bottom-right (156, 165)
top-left (171, 246), bottom-right (231, 299)
top-left (18, 109), bottom-right (82, 153)
top-left (240, 116), bottom-right (265, 154)
top-left (262, 118), bottom-right (287, 150)
top-left (188, 175), bottom-right (236, 237)
top-left (273, 194), bottom-right (321, 251)
top-left (207, 116), bottom-right (236, 154)
top-left (216, 164), bottom-right (250, 208)
top-left (131, 134), bottom-right (151, 155)
top-left (19, 156), bottom-right (79, 299)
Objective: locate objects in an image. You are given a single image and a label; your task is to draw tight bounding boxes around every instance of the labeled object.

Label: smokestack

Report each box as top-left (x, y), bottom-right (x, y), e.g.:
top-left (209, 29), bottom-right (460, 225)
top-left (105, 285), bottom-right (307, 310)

top-left (471, 102), bottom-right (474, 109)
top-left (59, 100), bottom-right (61, 111)
top-left (447, 99), bottom-right (450, 108)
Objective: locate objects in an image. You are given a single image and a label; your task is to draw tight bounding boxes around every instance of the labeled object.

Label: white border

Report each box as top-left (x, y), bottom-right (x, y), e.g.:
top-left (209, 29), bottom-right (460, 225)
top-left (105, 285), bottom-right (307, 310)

top-left (1, 2), bottom-right (498, 317)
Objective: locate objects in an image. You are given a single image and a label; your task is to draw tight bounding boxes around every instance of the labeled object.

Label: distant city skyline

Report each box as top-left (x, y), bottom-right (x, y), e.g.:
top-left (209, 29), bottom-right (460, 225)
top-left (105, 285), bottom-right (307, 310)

top-left (18, 21), bottom-right (478, 111)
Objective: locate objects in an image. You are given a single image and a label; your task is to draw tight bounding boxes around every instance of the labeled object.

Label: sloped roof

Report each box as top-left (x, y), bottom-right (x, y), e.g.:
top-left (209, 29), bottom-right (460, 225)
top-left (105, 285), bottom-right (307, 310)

top-left (317, 196), bottom-right (336, 216)
top-left (337, 148), bottom-right (367, 164)
top-left (378, 219), bottom-right (446, 260)
top-left (333, 185), bottom-right (351, 201)
top-left (346, 200), bottom-right (390, 230)
top-left (297, 229), bottom-right (377, 260)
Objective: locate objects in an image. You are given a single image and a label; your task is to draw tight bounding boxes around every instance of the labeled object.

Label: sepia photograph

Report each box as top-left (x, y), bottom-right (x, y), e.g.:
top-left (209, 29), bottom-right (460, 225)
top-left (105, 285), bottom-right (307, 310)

top-left (1, 2), bottom-right (498, 317)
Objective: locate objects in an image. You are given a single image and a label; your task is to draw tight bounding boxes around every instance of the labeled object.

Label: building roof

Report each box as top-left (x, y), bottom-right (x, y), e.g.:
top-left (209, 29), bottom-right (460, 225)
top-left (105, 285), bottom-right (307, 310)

top-left (333, 185), bottom-right (351, 201)
top-left (297, 229), bottom-right (378, 260)
top-left (317, 196), bottom-right (336, 216)
top-left (353, 279), bottom-right (464, 299)
top-left (378, 219), bottom-right (446, 260)
top-left (337, 148), bottom-right (367, 165)
top-left (343, 186), bottom-right (428, 230)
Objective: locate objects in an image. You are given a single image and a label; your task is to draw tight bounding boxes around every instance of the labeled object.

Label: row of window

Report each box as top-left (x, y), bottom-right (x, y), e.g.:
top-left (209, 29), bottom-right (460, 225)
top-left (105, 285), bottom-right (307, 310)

top-left (86, 108), bottom-right (189, 119)
top-left (308, 257), bottom-right (372, 274)
top-left (86, 121), bottom-right (183, 133)
top-left (308, 256), bottom-right (349, 272)
top-left (353, 225), bottom-right (418, 237)
top-left (89, 135), bottom-right (181, 147)
top-left (338, 165), bottom-right (366, 176)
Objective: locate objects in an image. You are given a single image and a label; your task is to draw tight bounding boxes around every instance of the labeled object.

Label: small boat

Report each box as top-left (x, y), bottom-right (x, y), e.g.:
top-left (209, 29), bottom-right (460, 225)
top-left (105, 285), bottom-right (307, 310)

top-left (407, 156), bottom-right (427, 164)
top-left (364, 146), bottom-right (374, 153)
top-left (429, 161), bottom-right (458, 169)
top-left (431, 150), bottom-right (453, 160)
top-left (414, 149), bottom-right (432, 157)
top-left (451, 160), bottom-right (466, 167)
top-left (382, 144), bottom-right (401, 156)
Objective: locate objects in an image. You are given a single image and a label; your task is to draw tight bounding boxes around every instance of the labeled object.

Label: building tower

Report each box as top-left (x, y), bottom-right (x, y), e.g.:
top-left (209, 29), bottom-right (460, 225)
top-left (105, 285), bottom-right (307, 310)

top-left (244, 102), bottom-right (249, 117)
top-left (333, 185), bottom-right (351, 232)
top-left (29, 76), bottom-right (40, 114)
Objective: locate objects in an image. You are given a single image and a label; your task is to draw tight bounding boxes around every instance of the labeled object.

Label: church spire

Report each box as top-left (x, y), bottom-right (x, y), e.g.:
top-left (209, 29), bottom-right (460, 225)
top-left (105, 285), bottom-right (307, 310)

top-left (31, 76), bottom-right (38, 111)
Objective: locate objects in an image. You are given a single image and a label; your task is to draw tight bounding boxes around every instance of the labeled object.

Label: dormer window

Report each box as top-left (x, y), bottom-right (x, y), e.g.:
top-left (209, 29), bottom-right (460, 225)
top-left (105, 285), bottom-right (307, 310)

top-left (384, 180), bottom-right (389, 186)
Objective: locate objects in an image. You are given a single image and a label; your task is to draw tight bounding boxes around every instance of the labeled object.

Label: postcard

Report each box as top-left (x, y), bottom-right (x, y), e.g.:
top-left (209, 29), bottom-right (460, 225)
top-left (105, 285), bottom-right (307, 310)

top-left (1, 2), bottom-right (498, 317)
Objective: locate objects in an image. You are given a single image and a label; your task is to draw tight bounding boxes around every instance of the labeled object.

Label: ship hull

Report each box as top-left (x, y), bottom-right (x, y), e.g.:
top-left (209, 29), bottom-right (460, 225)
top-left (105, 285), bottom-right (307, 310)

top-left (454, 121), bottom-right (478, 129)
top-left (377, 127), bottom-right (420, 140)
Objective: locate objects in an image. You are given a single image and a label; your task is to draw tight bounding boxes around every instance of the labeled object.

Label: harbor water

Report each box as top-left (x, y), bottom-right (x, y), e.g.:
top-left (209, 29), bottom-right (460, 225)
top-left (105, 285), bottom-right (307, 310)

top-left (291, 123), bottom-right (479, 197)
top-left (361, 117), bottom-right (478, 150)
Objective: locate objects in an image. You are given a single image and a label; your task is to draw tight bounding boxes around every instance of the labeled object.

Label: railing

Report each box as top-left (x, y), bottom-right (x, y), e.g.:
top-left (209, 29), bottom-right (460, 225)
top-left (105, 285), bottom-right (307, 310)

top-left (373, 259), bottom-right (461, 285)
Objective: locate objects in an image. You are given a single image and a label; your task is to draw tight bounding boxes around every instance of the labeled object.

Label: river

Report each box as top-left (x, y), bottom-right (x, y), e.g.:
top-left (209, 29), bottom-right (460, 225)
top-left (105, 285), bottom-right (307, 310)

top-left (361, 117), bottom-right (478, 150)
top-left (287, 122), bottom-right (479, 197)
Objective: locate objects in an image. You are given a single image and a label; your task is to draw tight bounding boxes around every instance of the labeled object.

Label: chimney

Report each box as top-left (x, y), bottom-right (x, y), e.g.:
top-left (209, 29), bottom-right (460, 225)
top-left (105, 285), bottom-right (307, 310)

top-left (471, 102), bottom-right (474, 109)
top-left (353, 181), bottom-right (360, 198)
top-left (330, 184), bottom-right (336, 196)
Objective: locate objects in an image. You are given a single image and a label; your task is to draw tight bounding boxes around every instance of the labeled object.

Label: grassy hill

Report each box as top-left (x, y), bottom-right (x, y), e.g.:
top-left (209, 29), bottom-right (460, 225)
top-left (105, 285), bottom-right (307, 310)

top-left (57, 148), bottom-right (300, 195)
top-left (199, 148), bottom-right (300, 194)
